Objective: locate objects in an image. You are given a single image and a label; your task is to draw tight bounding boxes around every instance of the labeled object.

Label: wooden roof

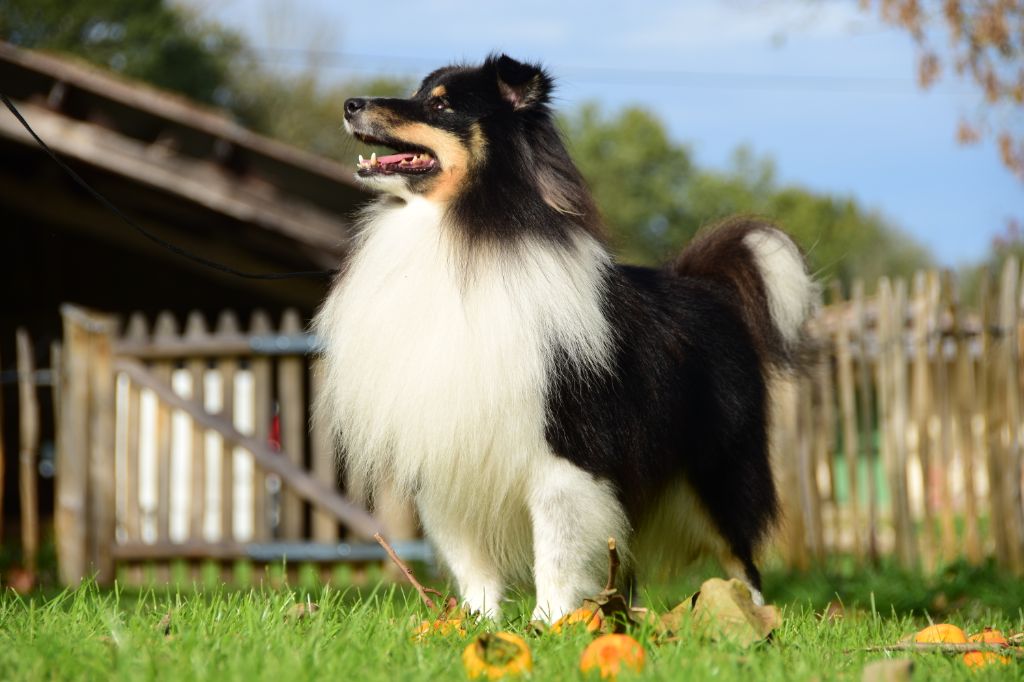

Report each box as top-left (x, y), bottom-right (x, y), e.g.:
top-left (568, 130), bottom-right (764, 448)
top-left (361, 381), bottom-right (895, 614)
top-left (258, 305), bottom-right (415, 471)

top-left (0, 41), bottom-right (367, 305)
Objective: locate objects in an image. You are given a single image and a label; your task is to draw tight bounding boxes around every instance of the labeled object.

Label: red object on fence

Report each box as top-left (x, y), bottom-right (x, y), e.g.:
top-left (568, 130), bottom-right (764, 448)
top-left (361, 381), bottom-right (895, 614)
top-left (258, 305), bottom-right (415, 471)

top-left (269, 411), bottom-right (281, 451)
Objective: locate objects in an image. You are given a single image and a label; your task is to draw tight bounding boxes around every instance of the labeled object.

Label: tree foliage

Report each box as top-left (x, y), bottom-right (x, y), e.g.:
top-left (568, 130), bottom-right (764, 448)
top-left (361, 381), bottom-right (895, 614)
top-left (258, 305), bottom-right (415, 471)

top-left (0, 0), bottom-right (244, 107)
top-left (561, 104), bottom-right (695, 264)
top-left (861, 0), bottom-right (1024, 180)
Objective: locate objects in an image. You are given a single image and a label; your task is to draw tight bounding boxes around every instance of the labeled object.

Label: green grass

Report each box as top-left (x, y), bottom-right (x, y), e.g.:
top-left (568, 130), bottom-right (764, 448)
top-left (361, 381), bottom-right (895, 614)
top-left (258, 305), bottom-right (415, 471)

top-left (1, 563), bottom-right (1023, 681)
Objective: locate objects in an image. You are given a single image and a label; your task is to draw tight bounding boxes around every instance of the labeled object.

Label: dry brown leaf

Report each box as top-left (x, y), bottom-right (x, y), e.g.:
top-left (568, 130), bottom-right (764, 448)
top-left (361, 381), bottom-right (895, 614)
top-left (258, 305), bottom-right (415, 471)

top-left (689, 578), bottom-right (781, 647)
top-left (652, 596), bottom-right (695, 638)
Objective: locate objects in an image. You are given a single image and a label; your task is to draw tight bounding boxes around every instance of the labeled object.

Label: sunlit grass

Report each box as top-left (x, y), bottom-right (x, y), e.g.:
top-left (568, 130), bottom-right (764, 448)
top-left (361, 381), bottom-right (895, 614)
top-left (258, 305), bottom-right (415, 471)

top-left (2, 562), bottom-right (1023, 681)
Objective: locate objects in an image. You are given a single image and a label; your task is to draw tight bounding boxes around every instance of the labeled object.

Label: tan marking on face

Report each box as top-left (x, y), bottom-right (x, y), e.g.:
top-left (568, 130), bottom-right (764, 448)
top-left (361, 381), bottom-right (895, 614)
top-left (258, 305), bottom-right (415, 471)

top-left (430, 85), bottom-right (447, 98)
top-left (393, 122), bottom-right (487, 203)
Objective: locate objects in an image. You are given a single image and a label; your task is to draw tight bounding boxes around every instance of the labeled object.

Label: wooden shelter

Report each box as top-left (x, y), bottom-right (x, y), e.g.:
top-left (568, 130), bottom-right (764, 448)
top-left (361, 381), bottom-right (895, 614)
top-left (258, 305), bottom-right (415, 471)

top-left (0, 42), bottom-right (421, 585)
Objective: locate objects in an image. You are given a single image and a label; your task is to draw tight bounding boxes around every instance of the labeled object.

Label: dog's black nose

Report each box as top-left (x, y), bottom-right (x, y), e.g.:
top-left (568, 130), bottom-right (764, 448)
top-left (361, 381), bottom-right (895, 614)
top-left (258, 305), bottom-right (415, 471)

top-left (344, 98), bottom-right (367, 118)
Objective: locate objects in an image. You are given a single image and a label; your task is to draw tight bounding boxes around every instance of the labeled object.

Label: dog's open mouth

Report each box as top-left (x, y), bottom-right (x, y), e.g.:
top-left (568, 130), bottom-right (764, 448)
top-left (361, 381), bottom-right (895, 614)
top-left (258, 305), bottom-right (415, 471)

top-left (357, 151), bottom-right (438, 176)
top-left (353, 135), bottom-right (439, 176)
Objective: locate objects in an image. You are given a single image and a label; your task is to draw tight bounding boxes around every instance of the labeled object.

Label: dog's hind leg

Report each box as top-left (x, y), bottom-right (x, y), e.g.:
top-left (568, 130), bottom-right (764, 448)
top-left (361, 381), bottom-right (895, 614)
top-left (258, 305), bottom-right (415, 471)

top-left (527, 455), bottom-right (629, 622)
top-left (719, 547), bottom-right (765, 606)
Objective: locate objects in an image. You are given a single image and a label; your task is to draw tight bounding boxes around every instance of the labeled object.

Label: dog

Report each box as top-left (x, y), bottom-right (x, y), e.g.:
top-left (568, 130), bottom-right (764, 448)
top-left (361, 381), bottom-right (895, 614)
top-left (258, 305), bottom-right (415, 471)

top-left (313, 54), bottom-right (815, 622)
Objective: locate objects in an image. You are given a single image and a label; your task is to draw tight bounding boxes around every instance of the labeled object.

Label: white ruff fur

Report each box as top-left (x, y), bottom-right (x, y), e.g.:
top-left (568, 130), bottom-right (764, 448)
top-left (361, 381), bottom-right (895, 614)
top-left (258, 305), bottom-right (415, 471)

top-left (313, 197), bottom-right (625, 620)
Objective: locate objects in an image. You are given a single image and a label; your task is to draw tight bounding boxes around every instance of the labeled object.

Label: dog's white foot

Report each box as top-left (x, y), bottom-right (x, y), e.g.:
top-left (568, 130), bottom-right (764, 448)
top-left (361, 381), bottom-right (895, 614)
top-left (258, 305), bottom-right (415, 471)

top-left (530, 598), bottom-right (576, 624)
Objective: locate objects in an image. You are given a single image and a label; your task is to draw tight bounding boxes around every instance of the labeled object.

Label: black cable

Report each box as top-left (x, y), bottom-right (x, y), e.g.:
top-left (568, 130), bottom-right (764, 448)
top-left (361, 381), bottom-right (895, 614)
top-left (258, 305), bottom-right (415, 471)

top-left (1, 92), bottom-right (338, 281)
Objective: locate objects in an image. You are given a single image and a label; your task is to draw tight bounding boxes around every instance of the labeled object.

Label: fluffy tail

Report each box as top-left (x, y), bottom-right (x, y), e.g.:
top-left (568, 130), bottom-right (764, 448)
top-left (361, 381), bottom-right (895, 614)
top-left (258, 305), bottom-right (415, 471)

top-left (671, 216), bottom-right (817, 368)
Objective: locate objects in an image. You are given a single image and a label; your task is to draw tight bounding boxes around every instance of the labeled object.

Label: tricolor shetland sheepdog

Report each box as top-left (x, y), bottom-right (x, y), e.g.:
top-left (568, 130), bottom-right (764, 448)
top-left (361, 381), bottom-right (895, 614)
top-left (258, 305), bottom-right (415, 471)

top-left (313, 54), bottom-right (816, 622)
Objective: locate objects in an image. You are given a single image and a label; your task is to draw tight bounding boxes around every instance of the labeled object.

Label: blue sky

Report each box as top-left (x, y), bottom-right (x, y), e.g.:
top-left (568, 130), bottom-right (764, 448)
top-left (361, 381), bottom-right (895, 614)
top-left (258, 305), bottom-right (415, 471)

top-left (200, 0), bottom-right (1023, 267)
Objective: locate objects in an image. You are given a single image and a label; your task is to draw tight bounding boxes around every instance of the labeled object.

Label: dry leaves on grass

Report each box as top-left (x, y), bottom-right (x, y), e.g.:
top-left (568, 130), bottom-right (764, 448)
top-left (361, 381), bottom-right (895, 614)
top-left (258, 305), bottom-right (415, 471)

top-left (572, 539), bottom-right (781, 649)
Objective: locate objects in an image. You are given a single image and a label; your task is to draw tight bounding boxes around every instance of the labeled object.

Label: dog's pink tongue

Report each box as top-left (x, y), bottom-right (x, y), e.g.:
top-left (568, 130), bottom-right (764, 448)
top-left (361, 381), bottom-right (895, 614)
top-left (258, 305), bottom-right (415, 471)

top-left (377, 152), bottom-right (414, 164)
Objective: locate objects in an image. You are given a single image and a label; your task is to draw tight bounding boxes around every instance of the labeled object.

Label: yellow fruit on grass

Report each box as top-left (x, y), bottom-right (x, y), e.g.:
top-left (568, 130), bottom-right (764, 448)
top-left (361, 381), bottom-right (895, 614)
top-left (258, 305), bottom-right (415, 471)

top-left (462, 632), bottom-right (532, 679)
top-left (963, 651), bottom-right (1011, 668)
top-left (968, 629), bottom-right (1008, 645)
top-left (550, 607), bottom-right (603, 634)
top-left (914, 623), bottom-right (967, 643)
top-left (411, 618), bottom-right (466, 641)
top-left (963, 629), bottom-right (1011, 668)
top-left (579, 633), bottom-right (645, 678)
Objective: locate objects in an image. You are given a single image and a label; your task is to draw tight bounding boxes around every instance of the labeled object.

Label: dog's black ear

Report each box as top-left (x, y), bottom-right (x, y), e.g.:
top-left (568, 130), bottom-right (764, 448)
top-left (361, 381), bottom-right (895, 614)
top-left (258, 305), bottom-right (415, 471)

top-left (489, 54), bottom-right (552, 111)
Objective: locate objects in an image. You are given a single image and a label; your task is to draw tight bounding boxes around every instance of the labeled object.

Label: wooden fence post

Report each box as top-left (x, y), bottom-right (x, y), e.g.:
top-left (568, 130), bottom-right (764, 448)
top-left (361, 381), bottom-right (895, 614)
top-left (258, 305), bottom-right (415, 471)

top-left (122, 313), bottom-right (147, 585)
top-left (948, 274), bottom-right (982, 564)
top-left (910, 272), bottom-right (936, 568)
top-left (933, 272), bottom-right (958, 565)
top-left (152, 312), bottom-right (177, 583)
top-left (57, 307), bottom-right (90, 585)
top-left (832, 281), bottom-right (864, 561)
top-left (184, 311), bottom-right (208, 579)
top-left (249, 310), bottom-right (273, 542)
top-left (978, 273), bottom-right (1009, 566)
top-left (56, 305), bottom-right (117, 586)
top-left (214, 310), bottom-right (239, 582)
top-left (852, 280), bottom-right (880, 563)
top-left (893, 280), bottom-right (918, 569)
top-left (87, 314), bottom-right (117, 585)
top-left (773, 376), bottom-right (807, 570)
top-left (278, 309), bottom-right (306, 541)
top-left (310, 356), bottom-right (339, 544)
top-left (16, 329), bottom-right (40, 576)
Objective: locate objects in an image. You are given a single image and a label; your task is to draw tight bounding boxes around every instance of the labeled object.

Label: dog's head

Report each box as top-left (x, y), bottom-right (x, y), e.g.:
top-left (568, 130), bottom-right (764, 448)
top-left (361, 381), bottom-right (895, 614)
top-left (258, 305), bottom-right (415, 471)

top-left (344, 54), bottom-right (554, 202)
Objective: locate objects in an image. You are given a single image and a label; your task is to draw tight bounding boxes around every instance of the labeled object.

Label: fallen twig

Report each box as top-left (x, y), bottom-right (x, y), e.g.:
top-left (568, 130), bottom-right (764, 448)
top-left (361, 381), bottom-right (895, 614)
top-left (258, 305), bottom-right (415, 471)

top-left (374, 533), bottom-right (437, 611)
top-left (856, 643), bottom-right (1024, 657)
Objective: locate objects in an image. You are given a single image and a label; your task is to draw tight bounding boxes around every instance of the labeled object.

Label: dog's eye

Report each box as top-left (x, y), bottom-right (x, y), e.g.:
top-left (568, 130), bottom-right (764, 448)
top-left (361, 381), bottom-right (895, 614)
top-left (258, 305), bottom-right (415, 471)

top-left (429, 97), bottom-right (449, 112)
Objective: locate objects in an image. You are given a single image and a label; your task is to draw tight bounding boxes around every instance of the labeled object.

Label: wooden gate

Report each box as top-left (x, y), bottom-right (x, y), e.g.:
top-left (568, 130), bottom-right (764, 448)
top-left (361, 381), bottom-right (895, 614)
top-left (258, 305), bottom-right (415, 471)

top-left (54, 304), bottom-right (412, 586)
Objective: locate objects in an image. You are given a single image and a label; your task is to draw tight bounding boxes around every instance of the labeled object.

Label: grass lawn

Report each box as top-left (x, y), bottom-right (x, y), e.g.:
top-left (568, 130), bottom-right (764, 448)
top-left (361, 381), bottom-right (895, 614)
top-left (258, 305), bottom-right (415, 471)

top-left (1, 561), bottom-right (1023, 681)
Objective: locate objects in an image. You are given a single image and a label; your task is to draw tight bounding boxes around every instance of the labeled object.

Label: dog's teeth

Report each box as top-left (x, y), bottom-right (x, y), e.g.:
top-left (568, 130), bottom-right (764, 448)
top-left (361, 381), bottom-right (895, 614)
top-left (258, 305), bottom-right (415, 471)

top-left (358, 154), bottom-right (365, 166)
top-left (370, 152), bottom-right (378, 166)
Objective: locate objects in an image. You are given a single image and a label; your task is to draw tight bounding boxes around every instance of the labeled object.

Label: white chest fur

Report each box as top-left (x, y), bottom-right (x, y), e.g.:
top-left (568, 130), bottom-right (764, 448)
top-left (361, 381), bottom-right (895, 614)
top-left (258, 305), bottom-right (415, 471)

top-left (313, 198), bottom-right (613, 573)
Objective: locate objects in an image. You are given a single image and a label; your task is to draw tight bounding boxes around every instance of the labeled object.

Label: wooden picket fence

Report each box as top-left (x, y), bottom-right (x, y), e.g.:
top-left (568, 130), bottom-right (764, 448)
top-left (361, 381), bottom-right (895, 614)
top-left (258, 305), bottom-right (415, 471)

top-left (4, 262), bottom-right (1024, 585)
top-left (773, 261), bottom-right (1024, 574)
top-left (53, 304), bottom-right (410, 586)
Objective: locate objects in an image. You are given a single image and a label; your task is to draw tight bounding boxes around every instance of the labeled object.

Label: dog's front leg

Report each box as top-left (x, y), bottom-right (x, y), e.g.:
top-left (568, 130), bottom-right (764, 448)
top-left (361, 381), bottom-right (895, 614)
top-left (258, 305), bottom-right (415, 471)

top-left (416, 500), bottom-right (505, 620)
top-left (528, 457), bottom-right (628, 623)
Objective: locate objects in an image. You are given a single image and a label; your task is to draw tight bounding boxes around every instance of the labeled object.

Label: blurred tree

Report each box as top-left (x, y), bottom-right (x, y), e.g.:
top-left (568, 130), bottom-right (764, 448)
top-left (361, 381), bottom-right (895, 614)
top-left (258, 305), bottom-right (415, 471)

top-left (561, 104), bottom-right (696, 264)
top-left (0, 0), bottom-right (243, 107)
top-left (686, 147), bottom-right (932, 285)
top-left (859, 0), bottom-right (1024, 181)
top-left (960, 217), bottom-right (1024, 301)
